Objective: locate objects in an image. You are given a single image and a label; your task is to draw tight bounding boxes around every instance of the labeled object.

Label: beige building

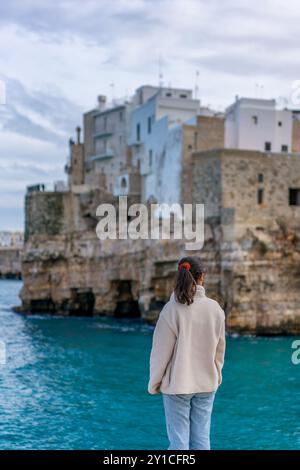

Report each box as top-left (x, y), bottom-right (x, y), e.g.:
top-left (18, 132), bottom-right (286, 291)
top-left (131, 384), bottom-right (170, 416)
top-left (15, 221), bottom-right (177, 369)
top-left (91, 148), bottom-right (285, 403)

top-left (192, 148), bottom-right (300, 333)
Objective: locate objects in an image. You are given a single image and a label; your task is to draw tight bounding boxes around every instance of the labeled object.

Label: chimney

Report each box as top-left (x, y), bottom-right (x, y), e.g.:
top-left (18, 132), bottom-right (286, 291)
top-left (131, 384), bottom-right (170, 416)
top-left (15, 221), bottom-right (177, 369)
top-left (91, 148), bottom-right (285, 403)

top-left (76, 126), bottom-right (81, 144)
top-left (97, 95), bottom-right (107, 111)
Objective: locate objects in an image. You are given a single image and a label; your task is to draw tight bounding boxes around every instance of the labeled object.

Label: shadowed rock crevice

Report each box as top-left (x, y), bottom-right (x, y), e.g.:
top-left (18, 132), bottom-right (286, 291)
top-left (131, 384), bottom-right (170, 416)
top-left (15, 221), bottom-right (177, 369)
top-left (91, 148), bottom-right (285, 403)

top-left (113, 281), bottom-right (141, 318)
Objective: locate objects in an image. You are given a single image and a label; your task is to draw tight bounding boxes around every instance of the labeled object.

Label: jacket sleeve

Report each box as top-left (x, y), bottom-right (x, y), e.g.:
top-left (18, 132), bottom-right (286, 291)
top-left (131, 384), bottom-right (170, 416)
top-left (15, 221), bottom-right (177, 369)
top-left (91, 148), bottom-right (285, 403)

top-left (215, 316), bottom-right (226, 385)
top-left (148, 312), bottom-right (177, 395)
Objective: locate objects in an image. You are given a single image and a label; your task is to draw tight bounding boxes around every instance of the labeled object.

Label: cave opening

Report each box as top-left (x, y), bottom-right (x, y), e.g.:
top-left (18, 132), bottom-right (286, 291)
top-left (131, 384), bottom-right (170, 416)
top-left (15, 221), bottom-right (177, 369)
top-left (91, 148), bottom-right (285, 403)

top-left (68, 289), bottom-right (95, 317)
top-left (113, 280), bottom-right (141, 318)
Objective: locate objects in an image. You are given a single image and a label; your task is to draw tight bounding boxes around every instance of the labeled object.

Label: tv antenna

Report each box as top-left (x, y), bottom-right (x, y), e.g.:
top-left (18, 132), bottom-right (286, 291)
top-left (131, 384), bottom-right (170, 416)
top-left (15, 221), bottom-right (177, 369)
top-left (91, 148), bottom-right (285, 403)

top-left (158, 54), bottom-right (164, 88)
top-left (110, 83), bottom-right (115, 103)
top-left (194, 70), bottom-right (200, 99)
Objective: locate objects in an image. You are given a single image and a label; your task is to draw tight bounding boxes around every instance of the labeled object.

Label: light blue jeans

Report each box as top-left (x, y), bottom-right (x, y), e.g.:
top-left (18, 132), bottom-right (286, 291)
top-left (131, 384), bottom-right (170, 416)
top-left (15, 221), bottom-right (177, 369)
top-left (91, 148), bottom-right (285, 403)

top-left (162, 392), bottom-right (215, 450)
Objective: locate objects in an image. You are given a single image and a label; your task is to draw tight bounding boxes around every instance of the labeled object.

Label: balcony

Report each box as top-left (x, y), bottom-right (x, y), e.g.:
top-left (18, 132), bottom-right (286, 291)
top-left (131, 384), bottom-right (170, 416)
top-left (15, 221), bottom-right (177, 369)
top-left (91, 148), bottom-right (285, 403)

top-left (89, 148), bottom-right (114, 161)
top-left (93, 129), bottom-right (114, 138)
top-left (129, 140), bottom-right (143, 147)
top-left (93, 122), bottom-right (117, 137)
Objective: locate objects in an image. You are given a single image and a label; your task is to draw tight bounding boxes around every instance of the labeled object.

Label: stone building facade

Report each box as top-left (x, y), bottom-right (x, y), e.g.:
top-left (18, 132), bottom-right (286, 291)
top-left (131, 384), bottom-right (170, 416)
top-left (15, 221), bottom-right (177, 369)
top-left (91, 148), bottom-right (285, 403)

top-left (191, 149), bottom-right (300, 334)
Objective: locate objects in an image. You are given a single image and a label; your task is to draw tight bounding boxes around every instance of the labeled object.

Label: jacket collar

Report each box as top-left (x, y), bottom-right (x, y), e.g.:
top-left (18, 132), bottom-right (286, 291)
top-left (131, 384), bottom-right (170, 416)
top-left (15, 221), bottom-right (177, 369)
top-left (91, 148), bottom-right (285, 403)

top-left (194, 285), bottom-right (206, 298)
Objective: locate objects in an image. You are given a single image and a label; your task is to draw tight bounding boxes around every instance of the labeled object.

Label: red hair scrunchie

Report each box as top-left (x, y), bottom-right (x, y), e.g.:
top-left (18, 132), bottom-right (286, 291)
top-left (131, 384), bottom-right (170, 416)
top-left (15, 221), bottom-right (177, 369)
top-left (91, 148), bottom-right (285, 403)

top-left (179, 261), bottom-right (191, 271)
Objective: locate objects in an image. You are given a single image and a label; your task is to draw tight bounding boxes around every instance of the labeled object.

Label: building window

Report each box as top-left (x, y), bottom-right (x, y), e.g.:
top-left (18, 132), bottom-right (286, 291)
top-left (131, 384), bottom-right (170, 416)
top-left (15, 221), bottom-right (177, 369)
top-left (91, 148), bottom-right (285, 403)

top-left (149, 149), bottom-right (153, 168)
top-left (119, 111), bottom-right (123, 122)
top-left (103, 116), bottom-right (107, 131)
top-left (252, 116), bottom-right (258, 124)
top-left (136, 123), bottom-right (140, 141)
top-left (289, 188), bottom-right (300, 206)
top-left (258, 173), bottom-right (264, 183)
top-left (257, 188), bottom-right (264, 205)
top-left (281, 145), bottom-right (288, 152)
top-left (121, 177), bottom-right (127, 189)
top-left (194, 132), bottom-right (198, 148)
top-left (265, 142), bottom-right (271, 151)
top-left (278, 121), bottom-right (282, 127)
top-left (148, 116), bottom-right (152, 134)
top-left (180, 94), bottom-right (187, 98)
top-left (166, 92), bottom-right (172, 97)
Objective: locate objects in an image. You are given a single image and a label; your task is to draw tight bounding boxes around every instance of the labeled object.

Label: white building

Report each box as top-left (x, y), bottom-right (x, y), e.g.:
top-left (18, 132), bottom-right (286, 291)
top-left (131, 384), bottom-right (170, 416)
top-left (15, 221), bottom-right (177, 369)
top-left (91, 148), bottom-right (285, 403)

top-left (83, 95), bottom-right (133, 193)
top-left (122, 85), bottom-right (200, 203)
top-left (225, 97), bottom-right (293, 153)
top-left (0, 231), bottom-right (24, 248)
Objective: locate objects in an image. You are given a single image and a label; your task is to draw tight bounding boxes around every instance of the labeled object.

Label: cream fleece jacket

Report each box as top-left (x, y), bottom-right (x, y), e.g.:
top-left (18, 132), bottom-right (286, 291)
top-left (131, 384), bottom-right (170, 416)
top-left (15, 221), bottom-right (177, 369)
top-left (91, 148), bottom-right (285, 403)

top-left (148, 285), bottom-right (226, 395)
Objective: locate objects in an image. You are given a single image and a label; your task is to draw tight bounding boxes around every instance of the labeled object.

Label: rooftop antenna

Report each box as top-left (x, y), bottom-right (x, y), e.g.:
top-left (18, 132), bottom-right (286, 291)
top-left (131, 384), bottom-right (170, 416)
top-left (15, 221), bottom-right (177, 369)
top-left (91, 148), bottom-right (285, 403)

top-left (158, 54), bottom-right (164, 88)
top-left (110, 83), bottom-right (115, 103)
top-left (255, 83), bottom-right (264, 99)
top-left (194, 70), bottom-right (200, 99)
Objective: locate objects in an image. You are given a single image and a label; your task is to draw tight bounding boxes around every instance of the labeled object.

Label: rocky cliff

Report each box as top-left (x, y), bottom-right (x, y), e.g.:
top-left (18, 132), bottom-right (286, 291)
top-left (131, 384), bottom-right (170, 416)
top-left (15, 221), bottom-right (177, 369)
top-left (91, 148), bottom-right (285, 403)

top-left (17, 148), bottom-right (300, 335)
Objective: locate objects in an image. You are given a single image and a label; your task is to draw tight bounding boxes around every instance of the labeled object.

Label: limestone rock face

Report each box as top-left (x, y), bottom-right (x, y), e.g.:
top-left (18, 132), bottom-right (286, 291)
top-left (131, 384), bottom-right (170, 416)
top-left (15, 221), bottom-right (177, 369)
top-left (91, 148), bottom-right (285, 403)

top-left (19, 188), bottom-right (221, 322)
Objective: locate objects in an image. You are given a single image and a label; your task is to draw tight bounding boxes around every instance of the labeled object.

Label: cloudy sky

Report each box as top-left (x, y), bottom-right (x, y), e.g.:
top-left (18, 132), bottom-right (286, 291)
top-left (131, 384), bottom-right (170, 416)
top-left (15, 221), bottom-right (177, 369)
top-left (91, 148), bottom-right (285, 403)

top-left (0, 0), bottom-right (299, 230)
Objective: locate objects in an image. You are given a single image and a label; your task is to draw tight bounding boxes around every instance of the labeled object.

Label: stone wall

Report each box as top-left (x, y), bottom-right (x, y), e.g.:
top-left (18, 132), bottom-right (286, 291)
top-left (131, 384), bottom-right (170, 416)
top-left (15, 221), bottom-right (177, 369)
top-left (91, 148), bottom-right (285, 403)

top-left (181, 116), bottom-right (224, 204)
top-left (68, 142), bottom-right (85, 186)
top-left (292, 118), bottom-right (300, 153)
top-left (192, 149), bottom-right (300, 334)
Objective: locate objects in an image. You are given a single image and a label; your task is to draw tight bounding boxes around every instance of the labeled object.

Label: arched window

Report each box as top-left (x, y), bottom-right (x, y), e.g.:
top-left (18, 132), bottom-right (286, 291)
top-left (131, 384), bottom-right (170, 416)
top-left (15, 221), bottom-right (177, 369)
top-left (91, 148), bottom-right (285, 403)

top-left (121, 177), bottom-right (127, 188)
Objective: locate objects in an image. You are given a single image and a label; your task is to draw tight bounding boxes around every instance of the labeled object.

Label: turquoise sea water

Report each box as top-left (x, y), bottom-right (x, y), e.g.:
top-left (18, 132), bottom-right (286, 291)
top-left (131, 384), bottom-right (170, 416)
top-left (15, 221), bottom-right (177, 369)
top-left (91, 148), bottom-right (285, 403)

top-left (0, 280), bottom-right (299, 450)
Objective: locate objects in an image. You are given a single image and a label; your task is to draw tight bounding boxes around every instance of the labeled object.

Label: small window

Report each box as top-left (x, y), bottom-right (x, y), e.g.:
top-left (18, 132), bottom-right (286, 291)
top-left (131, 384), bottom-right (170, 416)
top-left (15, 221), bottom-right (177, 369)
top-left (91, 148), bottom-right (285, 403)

top-left (121, 177), bottom-right (127, 189)
top-left (252, 116), bottom-right (258, 124)
top-left (265, 142), bottom-right (271, 151)
top-left (289, 188), bottom-right (300, 206)
top-left (257, 188), bottom-right (264, 205)
top-left (149, 149), bottom-right (153, 168)
top-left (148, 116), bottom-right (152, 134)
top-left (180, 94), bottom-right (187, 98)
top-left (258, 173), bottom-right (264, 183)
top-left (166, 92), bottom-right (172, 97)
top-left (119, 111), bottom-right (123, 122)
top-left (281, 145), bottom-right (288, 152)
top-left (194, 132), bottom-right (198, 148)
top-left (278, 121), bottom-right (282, 127)
top-left (103, 116), bottom-right (107, 131)
top-left (136, 123), bottom-right (140, 141)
